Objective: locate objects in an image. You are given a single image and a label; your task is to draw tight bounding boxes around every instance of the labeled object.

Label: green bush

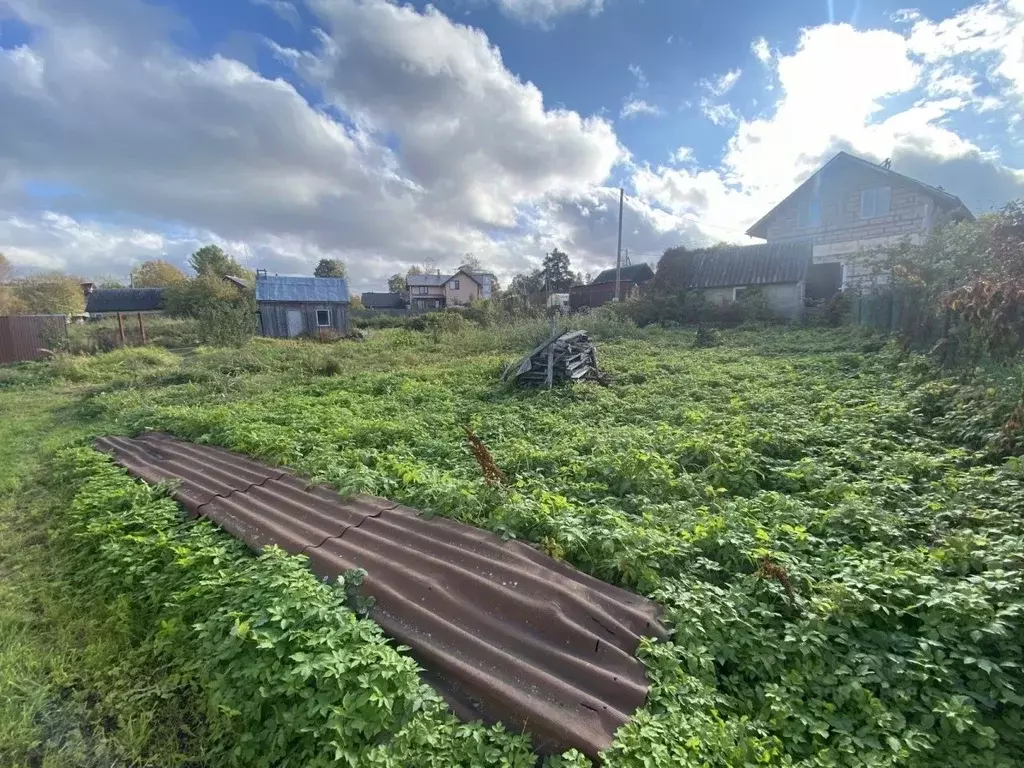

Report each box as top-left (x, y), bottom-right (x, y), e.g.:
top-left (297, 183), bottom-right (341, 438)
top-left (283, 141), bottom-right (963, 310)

top-left (50, 448), bottom-right (535, 768)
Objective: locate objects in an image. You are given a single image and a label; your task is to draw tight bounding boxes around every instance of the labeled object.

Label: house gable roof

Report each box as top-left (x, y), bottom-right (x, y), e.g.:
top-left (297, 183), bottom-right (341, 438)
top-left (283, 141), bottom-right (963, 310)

top-left (442, 270), bottom-right (481, 287)
top-left (745, 151), bottom-right (974, 239)
top-left (255, 275), bottom-right (350, 303)
top-left (592, 263), bottom-right (655, 285)
top-left (406, 273), bottom-right (448, 287)
top-left (86, 288), bottom-right (166, 313)
top-left (680, 241), bottom-right (812, 289)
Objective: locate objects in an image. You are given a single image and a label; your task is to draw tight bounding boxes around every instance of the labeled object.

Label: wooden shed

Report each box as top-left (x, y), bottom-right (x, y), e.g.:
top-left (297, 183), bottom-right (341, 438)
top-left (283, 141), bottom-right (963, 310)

top-left (255, 274), bottom-right (350, 338)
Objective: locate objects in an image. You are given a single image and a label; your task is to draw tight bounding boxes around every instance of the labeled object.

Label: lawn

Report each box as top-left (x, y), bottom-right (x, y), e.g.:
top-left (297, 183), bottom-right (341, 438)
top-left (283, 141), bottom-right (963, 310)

top-left (1, 322), bottom-right (1021, 766)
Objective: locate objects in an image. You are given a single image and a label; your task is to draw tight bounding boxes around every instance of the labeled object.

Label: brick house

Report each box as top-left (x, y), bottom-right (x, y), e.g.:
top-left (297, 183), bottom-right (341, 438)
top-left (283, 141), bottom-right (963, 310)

top-left (407, 268), bottom-right (497, 310)
top-left (745, 151), bottom-right (973, 299)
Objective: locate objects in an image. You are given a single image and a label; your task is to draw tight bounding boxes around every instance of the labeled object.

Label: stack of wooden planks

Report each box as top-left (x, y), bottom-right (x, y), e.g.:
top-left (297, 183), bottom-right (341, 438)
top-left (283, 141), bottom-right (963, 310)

top-left (503, 330), bottom-right (607, 388)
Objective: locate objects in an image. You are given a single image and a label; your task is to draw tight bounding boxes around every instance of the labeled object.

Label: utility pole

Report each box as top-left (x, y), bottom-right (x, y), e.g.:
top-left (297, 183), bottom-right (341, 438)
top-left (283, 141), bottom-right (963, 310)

top-left (614, 187), bottom-right (624, 302)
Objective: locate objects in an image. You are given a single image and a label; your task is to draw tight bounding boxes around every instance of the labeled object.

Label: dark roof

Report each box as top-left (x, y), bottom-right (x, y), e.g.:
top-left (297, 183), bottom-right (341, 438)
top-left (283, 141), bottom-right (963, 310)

top-left (746, 151), bottom-right (975, 239)
top-left (223, 274), bottom-right (252, 290)
top-left (255, 275), bottom-right (349, 303)
top-left (86, 288), bottom-right (166, 313)
top-left (361, 291), bottom-right (407, 309)
top-left (591, 263), bottom-right (655, 285)
top-left (684, 241), bottom-right (812, 288)
top-left (96, 433), bottom-right (666, 758)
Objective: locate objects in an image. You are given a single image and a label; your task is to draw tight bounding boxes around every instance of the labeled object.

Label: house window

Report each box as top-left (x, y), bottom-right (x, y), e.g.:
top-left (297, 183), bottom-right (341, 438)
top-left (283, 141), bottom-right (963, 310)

top-left (316, 309), bottom-right (331, 327)
top-left (797, 197), bottom-right (822, 228)
top-left (415, 286), bottom-right (429, 295)
top-left (733, 287), bottom-right (749, 301)
top-left (860, 187), bottom-right (891, 219)
top-left (451, 279), bottom-right (459, 290)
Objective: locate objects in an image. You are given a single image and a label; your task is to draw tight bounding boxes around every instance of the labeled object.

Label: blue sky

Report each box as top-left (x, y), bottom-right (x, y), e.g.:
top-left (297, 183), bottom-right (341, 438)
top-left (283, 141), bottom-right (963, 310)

top-left (1, 0), bottom-right (1023, 290)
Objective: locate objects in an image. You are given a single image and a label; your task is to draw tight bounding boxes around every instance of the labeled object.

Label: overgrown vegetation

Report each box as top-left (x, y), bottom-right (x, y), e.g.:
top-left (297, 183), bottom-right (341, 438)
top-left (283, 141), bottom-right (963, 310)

top-left (2, 322), bottom-right (1024, 766)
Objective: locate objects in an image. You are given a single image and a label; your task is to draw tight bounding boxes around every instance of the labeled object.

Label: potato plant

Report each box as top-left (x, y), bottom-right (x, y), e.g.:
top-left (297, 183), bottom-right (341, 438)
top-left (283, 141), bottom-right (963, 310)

top-left (26, 326), bottom-right (1024, 765)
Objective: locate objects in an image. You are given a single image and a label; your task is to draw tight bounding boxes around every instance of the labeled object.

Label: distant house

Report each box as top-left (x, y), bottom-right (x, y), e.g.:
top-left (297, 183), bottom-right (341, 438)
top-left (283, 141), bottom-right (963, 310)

top-left (746, 151), bottom-right (973, 298)
top-left (255, 274), bottom-right (350, 338)
top-left (669, 241), bottom-right (813, 319)
top-left (86, 288), bottom-right (166, 317)
top-left (407, 269), bottom-right (498, 311)
top-left (569, 263), bottom-right (655, 311)
top-left (361, 291), bottom-right (408, 310)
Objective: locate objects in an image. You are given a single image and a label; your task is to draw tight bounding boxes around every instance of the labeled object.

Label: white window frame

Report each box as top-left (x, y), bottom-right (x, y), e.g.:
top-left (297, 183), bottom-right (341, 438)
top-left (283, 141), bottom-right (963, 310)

top-left (860, 186), bottom-right (891, 219)
top-left (316, 309), bottom-right (332, 327)
top-left (733, 287), bottom-right (749, 301)
top-left (451, 279), bottom-right (460, 290)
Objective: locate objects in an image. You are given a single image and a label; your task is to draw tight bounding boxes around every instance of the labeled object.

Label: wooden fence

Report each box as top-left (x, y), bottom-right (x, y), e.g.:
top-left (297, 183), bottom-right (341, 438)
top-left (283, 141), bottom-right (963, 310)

top-left (0, 315), bottom-right (67, 365)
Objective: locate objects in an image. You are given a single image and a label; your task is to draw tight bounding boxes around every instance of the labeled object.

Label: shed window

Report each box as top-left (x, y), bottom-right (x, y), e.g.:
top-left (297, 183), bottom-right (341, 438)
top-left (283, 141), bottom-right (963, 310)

top-left (316, 309), bottom-right (331, 327)
top-left (797, 197), bottom-right (821, 228)
top-left (860, 187), bottom-right (891, 219)
top-left (451, 279), bottom-right (460, 290)
top-left (733, 287), bottom-right (749, 301)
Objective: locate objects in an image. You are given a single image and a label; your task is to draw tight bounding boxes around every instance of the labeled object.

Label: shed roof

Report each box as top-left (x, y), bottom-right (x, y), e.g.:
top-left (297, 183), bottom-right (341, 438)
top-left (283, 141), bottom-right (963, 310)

top-left (685, 240), bottom-right (812, 288)
top-left (255, 275), bottom-right (350, 303)
top-left (361, 291), bottom-right (407, 309)
top-left (86, 288), bottom-right (166, 313)
top-left (592, 263), bottom-right (655, 285)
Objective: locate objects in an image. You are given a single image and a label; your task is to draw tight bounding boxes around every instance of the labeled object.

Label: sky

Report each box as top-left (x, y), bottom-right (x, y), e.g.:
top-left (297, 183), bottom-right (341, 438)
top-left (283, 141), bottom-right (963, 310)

top-left (1, 0), bottom-right (1022, 292)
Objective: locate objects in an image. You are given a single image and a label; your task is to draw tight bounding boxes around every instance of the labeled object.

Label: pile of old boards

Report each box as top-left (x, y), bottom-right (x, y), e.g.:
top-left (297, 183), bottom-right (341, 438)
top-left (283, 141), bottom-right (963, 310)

top-left (503, 330), bottom-right (607, 388)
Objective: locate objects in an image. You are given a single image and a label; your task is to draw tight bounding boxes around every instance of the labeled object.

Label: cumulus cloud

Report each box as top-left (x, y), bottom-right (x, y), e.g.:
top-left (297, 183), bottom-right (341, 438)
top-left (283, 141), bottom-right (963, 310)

top-left (0, 0), bottom-right (641, 286)
top-left (632, 8), bottom-right (1024, 244)
top-left (751, 37), bottom-right (772, 64)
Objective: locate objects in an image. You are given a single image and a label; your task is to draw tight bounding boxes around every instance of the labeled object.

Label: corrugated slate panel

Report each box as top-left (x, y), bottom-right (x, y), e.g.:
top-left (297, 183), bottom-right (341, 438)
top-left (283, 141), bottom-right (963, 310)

top-left (0, 315), bottom-right (67, 364)
top-left (95, 433), bottom-right (665, 758)
top-left (255, 275), bottom-right (350, 303)
top-left (591, 264), bottom-right (655, 285)
top-left (686, 241), bottom-right (812, 288)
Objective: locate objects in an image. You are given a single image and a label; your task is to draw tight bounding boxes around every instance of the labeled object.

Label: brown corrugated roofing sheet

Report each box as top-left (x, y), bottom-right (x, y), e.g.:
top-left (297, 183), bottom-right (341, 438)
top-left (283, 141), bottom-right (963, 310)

top-left (94, 433), bottom-right (665, 757)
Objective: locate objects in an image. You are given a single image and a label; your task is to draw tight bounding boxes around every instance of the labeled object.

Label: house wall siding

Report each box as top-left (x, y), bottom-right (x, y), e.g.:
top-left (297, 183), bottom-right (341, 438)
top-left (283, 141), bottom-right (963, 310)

top-left (701, 282), bottom-right (805, 319)
top-left (258, 301), bottom-right (349, 338)
top-left (764, 166), bottom-right (937, 290)
top-left (444, 273), bottom-right (483, 306)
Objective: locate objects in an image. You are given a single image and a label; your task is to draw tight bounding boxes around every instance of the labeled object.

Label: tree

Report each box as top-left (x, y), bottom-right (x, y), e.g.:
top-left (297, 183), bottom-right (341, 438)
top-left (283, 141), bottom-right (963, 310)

top-left (13, 273), bottom-right (86, 314)
top-left (459, 254), bottom-right (482, 272)
top-left (387, 273), bottom-right (406, 293)
top-left (572, 271), bottom-right (585, 286)
top-left (164, 274), bottom-right (242, 318)
top-left (132, 259), bottom-right (188, 288)
top-left (314, 259), bottom-right (347, 278)
top-left (407, 265), bottom-right (424, 277)
top-left (97, 276), bottom-right (127, 289)
top-left (509, 270), bottom-right (544, 297)
top-left (189, 245), bottom-right (248, 279)
top-left (541, 248), bottom-right (573, 292)
top-left (0, 252), bottom-right (12, 283)
top-left (349, 295), bottom-right (365, 310)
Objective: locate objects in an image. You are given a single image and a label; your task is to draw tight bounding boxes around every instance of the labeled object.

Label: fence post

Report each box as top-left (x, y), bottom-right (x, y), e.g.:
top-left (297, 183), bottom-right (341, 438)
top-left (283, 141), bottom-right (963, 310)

top-left (117, 312), bottom-right (126, 345)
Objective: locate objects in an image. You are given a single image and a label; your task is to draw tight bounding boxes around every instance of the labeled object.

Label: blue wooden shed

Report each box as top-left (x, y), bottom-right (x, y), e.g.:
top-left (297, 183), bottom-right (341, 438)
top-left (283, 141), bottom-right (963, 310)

top-left (254, 274), bottom-right (350, 338)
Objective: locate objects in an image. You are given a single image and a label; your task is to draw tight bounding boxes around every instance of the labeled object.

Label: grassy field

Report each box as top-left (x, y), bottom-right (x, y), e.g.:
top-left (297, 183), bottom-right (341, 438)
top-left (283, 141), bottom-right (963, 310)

top-left (1, 322), bottom-right (1022, 766)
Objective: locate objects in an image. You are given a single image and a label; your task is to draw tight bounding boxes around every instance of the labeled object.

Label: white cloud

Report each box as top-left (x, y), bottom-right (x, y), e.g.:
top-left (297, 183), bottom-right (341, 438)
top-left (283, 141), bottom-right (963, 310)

top-left (621, 98), bottom-right (662, 118)
top-left (699, 98), bottom-right (738, 125)
top-left (671, 146), bottom-right (695, 164)
top-left (751, 37), bottom-right (772, 64)
top-left (628, 62), bottom-right (649, 89)
top-left (0, 0), bottom-right (647, 287)
top-left (631, 11), bottom-right (1024, 244)
top-left (250, 0), bottom-right (301, 27)
top-left (494, 0), bottom-right (604, 26)
top-left (703, 68), bottom-right (742, 96)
